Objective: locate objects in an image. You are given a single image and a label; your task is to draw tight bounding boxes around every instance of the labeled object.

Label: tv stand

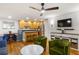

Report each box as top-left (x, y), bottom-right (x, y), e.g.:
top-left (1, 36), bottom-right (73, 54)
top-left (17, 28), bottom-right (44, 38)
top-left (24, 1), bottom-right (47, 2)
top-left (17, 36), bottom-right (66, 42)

top-left (57, 29), bottom-right (74, 30)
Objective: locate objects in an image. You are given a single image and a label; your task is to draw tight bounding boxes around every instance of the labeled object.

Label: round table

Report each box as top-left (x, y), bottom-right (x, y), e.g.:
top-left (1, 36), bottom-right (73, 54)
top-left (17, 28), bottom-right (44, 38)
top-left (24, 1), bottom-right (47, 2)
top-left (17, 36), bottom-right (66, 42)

top-left (20, 44), bottom-right (44, 55)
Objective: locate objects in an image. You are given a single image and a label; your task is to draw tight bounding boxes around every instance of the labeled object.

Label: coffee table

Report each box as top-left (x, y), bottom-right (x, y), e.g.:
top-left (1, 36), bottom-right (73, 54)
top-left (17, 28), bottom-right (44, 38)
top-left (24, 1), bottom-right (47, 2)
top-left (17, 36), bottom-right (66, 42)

top-left (20, 44), bottom-right (44, 55)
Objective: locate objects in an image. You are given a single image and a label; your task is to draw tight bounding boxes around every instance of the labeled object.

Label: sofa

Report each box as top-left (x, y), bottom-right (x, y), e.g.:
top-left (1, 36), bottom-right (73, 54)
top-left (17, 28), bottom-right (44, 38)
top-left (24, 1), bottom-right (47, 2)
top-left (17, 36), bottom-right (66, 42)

top-left (34, 36), bottom-right (47, 49)
top-left (0, 36), bottom-right (8, 55)
top-left (49, 39), bottom-right (70, 55)
top-left (3, 34), bottom-right (17, 42)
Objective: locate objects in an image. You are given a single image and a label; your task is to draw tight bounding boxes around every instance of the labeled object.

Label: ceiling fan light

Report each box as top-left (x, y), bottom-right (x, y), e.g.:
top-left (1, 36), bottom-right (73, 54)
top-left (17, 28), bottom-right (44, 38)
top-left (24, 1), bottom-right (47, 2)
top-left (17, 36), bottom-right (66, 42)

top-left (41, 10), bottom-right (45, 13)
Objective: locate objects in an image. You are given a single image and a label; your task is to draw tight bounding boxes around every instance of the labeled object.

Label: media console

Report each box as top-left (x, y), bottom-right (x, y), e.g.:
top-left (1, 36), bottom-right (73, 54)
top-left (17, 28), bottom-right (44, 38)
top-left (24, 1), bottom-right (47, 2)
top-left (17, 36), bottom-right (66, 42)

top-left (57, 29), bottom-right (74, 30)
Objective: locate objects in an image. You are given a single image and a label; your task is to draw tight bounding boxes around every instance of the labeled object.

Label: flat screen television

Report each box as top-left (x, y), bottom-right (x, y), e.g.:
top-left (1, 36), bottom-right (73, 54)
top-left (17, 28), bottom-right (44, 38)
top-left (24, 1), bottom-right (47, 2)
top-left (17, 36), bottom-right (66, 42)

top-left (57, 18), bottom-right (72, 27)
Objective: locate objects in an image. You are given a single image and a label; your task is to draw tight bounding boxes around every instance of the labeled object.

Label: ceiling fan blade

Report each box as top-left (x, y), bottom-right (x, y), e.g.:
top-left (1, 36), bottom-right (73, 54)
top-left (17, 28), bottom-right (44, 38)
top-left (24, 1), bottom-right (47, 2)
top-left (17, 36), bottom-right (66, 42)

top-left (45, 7), bottom-right (59, 11)
top-left (29, 6), bottom-right (40, 11)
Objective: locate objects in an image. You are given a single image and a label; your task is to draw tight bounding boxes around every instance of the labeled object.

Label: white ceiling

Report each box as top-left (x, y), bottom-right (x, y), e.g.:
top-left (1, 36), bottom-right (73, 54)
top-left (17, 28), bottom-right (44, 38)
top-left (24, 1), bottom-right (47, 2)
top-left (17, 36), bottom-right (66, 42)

top-left (0, 3), bottom-right (79, 20)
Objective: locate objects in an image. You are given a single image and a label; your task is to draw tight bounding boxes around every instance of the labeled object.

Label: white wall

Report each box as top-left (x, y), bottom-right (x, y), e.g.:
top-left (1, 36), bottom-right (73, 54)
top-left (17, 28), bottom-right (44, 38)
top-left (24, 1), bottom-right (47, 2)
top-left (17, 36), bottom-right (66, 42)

top-left (0, 19), bottom-right (19, 36)
top-left (51, 11), bottom-right (79, 34)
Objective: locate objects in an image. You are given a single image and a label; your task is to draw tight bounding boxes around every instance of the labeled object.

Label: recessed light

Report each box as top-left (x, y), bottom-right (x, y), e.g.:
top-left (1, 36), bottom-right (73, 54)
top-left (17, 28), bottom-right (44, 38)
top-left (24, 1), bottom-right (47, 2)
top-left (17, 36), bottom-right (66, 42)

top-left (26, 17), bottom-right (29, 19)
top-left (40, 19), bottom-right (44, 21)
top-left (34, 19), bottom-right (37, 21)
top-left (8, 16), bottom-right (12, 19)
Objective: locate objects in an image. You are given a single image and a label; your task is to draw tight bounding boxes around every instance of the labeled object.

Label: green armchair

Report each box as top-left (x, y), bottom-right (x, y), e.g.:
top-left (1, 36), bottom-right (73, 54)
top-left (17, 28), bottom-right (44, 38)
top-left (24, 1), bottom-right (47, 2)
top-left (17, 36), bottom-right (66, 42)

top-left (34, 36), bottom-right (47, 49)
top-left (49, 39), bottom-right (70, 55)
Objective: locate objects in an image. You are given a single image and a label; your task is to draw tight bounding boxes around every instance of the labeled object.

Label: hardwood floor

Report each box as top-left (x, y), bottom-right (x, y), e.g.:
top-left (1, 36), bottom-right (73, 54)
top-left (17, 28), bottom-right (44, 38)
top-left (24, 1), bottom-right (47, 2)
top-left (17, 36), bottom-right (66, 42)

top-left (7, 41), bottom-right (79, 55)
top-left (7, 41), bottom-right (34, 55)
top-left (70, 48), bottom-right (79, 55)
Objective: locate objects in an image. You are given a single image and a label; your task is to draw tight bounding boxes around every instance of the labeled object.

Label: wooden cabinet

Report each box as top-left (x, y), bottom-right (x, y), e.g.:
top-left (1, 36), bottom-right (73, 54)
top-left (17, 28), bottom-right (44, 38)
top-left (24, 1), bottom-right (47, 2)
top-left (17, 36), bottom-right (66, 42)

top-left (24, 32), bottom-right (39, 42)
top-left (18, 20), bottom-right (45, 42)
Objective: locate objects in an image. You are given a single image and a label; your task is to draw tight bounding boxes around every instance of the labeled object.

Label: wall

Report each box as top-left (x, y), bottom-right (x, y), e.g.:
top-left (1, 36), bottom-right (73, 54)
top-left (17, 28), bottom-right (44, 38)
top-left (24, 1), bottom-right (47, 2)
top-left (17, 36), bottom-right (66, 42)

top-left (51, 11), bottom-right (79, 34)
top-left (0, 19), bottom-right (19, 36)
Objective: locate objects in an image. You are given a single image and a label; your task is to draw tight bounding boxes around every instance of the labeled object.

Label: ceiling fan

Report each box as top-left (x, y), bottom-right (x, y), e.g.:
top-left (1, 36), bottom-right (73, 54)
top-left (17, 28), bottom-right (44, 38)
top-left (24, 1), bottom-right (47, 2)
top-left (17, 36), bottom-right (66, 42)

top-left (29, 3), bottom-right (59, 16)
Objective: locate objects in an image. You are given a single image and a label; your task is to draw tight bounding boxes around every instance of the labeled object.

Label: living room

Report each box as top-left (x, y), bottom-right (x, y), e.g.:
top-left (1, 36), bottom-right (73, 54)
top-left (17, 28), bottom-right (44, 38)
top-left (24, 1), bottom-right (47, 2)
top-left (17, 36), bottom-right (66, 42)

top-left (0, 3), bottom-right (79, 55)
